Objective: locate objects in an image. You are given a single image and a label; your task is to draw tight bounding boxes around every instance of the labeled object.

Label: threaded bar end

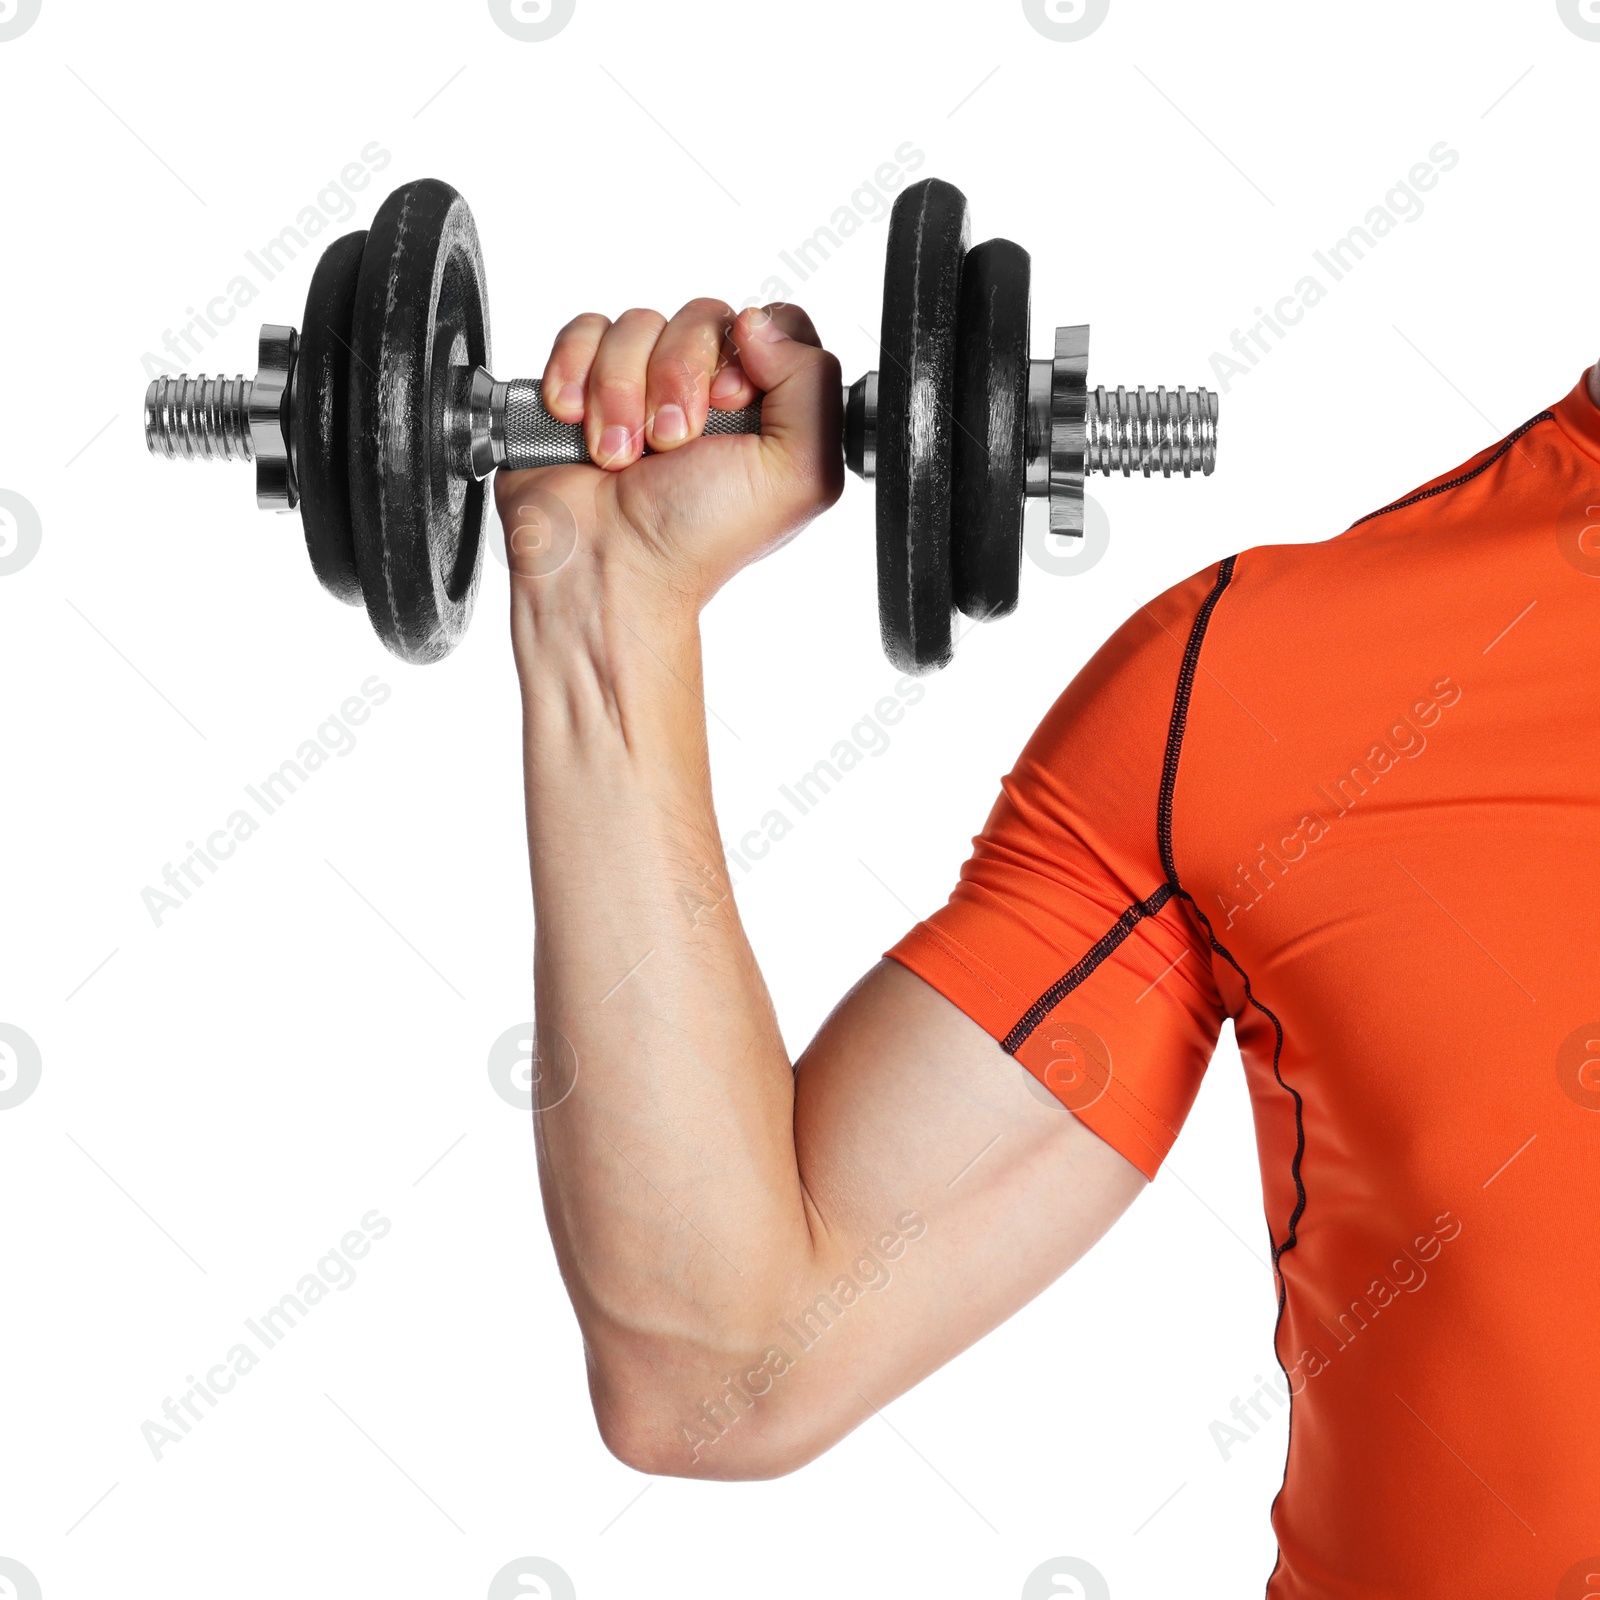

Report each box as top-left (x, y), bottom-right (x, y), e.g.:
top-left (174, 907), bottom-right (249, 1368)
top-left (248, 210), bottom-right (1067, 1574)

top-left (144, 375), bottom-right (255, 463)
top-left (1086, 385), bottom-right (1218, 478)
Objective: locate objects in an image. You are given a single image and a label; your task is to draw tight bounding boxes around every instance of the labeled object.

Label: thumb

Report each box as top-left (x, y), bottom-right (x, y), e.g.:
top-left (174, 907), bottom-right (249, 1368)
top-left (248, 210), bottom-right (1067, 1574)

top-left (731, 304), bottom-right (845, 519)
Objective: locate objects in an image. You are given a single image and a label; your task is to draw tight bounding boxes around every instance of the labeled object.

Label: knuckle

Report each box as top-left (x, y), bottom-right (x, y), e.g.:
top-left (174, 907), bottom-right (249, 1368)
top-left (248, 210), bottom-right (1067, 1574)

top-left (557, 312), bottom-right (609, 345)
top-left (615, 306), bottom-right (667, 334)
top-left (647, 352), bottom-right (700, 399)
top-left (682, 295), bottom-right (734, 325)
top-left (594, 374), bottom-right (645, 413)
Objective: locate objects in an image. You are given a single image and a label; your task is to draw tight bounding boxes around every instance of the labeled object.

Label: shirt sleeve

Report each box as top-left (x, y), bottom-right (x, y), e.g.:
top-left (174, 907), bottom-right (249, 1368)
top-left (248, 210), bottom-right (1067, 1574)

top-left (886, 566), bottom-right (1231, 1179)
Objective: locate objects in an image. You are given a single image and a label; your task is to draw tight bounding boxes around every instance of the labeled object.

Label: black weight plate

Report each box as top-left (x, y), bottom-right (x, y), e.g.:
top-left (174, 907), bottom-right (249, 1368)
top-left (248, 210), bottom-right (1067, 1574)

top-left (876, 178), bottom-right (970, 673)
top-left (951, 237), bottom-right (1029, 621)
top-left (347, 178), bottom-right (491, 664)
top-left (294, 229), bottom-right (367, 606)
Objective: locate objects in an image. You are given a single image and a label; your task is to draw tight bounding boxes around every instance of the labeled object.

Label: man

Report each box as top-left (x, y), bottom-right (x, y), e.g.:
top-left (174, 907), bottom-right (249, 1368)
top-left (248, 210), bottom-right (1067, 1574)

top-left (499, 293), bottom-right (1600, 1596)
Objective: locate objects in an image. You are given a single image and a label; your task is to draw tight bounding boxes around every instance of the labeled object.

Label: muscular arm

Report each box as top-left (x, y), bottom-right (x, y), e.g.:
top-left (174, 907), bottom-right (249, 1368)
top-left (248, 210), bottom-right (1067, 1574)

top-left (504, 300), bottom-right (1145, 1480)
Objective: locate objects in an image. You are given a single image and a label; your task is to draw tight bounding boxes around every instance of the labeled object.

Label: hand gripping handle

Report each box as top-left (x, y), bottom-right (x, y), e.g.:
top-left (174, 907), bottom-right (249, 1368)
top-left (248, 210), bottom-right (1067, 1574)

top-left (500, 379), bottom-right (764, 470)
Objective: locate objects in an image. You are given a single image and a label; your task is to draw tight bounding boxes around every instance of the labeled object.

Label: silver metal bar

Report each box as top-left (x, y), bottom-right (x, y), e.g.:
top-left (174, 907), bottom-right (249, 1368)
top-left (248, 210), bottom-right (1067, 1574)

top-left (493, 377), bottom-right (763, 474)
top-left (145, 328), bottom-right (1220, 515)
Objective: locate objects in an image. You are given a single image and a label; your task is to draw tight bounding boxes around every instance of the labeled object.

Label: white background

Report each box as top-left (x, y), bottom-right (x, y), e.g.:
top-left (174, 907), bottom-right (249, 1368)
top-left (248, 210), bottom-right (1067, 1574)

top-left (2, 2), bottom-right (1597, 1596)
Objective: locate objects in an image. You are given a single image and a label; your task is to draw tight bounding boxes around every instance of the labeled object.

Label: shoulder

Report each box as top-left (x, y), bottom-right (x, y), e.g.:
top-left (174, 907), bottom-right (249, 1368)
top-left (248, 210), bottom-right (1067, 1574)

top-left (1211, 401), bottom-right (1572, 632)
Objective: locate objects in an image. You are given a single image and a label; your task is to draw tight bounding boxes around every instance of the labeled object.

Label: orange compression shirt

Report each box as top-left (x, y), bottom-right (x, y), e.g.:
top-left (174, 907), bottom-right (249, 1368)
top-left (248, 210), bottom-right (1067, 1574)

top-left (889, 372), bottom-right (1600, 1597)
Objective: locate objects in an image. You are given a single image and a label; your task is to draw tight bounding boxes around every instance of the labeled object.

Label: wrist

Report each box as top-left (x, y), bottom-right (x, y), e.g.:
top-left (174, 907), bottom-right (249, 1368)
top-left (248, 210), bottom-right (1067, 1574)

top-left (510, 534), bottom-right (704, 749)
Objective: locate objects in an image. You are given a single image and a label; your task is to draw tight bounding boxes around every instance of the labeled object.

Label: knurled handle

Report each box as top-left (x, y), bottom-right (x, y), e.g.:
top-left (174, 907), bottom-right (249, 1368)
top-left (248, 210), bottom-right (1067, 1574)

top-left (501, 378), bottom-right (763, 470)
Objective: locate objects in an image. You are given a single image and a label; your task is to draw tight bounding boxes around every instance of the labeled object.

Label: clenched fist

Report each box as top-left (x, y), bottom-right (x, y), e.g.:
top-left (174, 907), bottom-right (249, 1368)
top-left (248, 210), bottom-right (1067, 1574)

top-left (495, 300), bottom-right (843, 629)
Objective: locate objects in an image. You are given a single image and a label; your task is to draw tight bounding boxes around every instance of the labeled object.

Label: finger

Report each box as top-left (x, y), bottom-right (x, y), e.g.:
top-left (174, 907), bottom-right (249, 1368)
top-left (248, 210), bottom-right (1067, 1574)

top-left (731, 304), bottom-right (834, 429)
top-left (729, 303), bottom-right (845, 520)
top-left (645, 297), bottom-right (734, 451)
top-left (714, 303), bottom-right (822, 420)
top-left (586, 307), bottom-right (667, 468)
top-left (541, 313), bottom-right (610, 423)
top-left (708, 302), bottom-right (817, 408)
top-left (761, 301), bottom-right (822, 348)
top-left (709, 319), bottom-right (755, 411)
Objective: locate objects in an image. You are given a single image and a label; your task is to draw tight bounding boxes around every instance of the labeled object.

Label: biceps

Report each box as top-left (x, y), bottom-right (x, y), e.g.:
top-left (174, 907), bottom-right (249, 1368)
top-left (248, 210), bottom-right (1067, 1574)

top-left (788, 960), bottom-right (1146, 1394)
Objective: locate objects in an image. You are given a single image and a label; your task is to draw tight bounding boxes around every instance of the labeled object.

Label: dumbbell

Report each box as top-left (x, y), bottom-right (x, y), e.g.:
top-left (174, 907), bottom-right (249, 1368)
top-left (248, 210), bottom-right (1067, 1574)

top-left (144, 176), bottom-right (1218, 672)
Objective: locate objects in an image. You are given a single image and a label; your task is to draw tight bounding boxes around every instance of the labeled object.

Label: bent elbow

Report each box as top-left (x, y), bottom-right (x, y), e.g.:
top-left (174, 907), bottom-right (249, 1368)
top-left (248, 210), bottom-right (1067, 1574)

top-left (591, 1385), bottom-right (835, 1482)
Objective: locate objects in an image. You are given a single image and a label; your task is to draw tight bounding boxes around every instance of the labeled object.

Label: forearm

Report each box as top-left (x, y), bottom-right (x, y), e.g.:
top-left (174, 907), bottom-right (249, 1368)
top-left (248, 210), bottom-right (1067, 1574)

top-left (513, 554), bottom-right (819, 1445)
top-left (508, 523), bottom-right (1148, 1485)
